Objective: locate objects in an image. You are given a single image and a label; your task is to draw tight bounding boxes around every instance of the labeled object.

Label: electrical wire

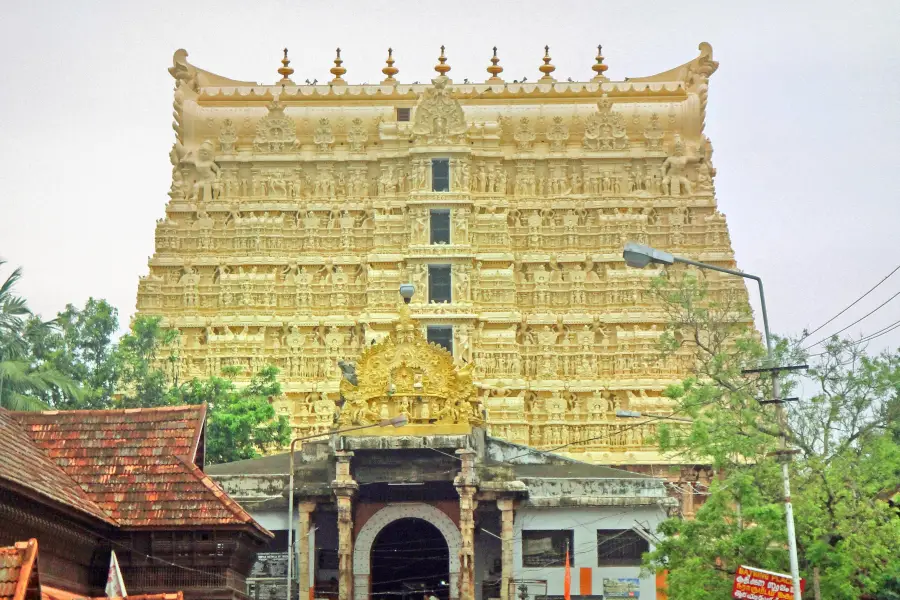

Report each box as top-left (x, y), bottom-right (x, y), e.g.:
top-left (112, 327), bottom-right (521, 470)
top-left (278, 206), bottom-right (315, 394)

top-left (802, 289), bottom-right (900, 350)
top-left (798, 264), bottom-right (900, 342)
top-left (805, 317), bottom-right (900, 357)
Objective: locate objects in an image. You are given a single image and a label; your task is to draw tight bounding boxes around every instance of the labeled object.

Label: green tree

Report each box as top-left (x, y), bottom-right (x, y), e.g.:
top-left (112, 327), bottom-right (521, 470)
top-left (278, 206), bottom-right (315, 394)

top-left (169, 365), bottom-right (290, 464)
top-left (114, 315), bottom-right (289, 463)
top-left (643, 271), bottom-right (900, 600)
top-left (114, 314), bottom-right (181, 409)
top-left (0, 259), bottom-right (79, 410)
top-left (23, 298), bottom-right (120, 409)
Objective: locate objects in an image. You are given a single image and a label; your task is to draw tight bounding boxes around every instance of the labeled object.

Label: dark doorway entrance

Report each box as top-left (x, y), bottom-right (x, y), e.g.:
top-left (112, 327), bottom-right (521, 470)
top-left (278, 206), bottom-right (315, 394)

top-left (370, 517), bottom-right (450, 600)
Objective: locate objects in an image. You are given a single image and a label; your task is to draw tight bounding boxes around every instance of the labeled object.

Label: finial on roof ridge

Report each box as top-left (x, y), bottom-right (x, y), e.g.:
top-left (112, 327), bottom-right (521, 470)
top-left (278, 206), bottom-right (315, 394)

top-left (277, 48), bottom-right (295, 84)
top-left (382, 47), bottom-right (399, 84)
top-left (330, 47), bottom-right (347, 85)
top-left (592, 44), bottom-right (609, 82)
top-left (435, 45), bottom-right (451, 76)
top-left (538, 45), bottom-right (556, 82)
top-left (486, 46), bottom-right (504, 83)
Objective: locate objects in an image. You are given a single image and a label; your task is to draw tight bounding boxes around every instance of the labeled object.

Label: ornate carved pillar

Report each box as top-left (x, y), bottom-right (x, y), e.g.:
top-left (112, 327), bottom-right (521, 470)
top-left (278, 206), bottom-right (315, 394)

top-left (296, 501), bottom-right (317, 600)
top-left (454, 449), bottom-right (479, 600)
top-left (332, 451), bottom-right (358, 600)
top-left (497, 498), bottom-right (515, 600)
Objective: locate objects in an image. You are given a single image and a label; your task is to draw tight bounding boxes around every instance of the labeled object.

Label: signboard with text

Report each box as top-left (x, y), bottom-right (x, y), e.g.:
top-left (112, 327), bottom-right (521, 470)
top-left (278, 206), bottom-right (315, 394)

top-left (732, 565), bottom-right (804, 600)
top-left (603, 578), bottom-right (640, 598)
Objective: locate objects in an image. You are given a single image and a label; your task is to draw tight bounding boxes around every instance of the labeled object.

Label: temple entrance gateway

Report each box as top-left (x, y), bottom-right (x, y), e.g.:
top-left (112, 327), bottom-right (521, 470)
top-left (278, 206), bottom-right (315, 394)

top-left (353, 503), bottom-right (461, 600)
top-left (370, 518), bottom-right (450, 600)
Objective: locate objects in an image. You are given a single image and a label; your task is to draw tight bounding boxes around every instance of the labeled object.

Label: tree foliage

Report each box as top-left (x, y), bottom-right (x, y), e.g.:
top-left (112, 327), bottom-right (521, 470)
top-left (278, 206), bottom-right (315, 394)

top-left (0, 259), bottom-right (289, 463)
top-left (0, 259), bottom-right (79, 410)
top-left (112, 315), bottom-right (291, 464)
top-left (169, 365), bottom-right (291, 464)
top-left (643, 270), bottom-right (900, 600)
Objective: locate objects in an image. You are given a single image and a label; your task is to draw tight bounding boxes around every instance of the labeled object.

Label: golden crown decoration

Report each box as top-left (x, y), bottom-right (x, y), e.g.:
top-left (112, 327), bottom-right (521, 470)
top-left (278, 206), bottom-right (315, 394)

top-left (337, 303), bottom-right (482, 431)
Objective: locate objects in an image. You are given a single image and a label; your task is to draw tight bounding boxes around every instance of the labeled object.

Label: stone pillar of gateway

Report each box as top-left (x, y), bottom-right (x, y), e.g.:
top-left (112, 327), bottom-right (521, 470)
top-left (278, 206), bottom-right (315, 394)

top-left (206, 300), bottom-right (678, 600)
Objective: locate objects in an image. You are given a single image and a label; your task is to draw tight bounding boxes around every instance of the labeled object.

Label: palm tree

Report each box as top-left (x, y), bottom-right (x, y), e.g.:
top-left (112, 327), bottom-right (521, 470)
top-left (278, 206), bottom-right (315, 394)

top-left (0, 259), bottom-right (79, 410)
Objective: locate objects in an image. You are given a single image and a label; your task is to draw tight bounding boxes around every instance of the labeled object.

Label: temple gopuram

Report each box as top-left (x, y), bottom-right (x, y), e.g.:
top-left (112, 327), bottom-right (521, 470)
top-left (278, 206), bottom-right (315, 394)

top-left (137, 43), bottom-right (746, 473)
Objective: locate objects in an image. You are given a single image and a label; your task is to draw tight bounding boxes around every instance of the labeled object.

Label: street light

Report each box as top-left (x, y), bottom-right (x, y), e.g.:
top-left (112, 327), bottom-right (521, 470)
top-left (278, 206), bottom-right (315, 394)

top-left (285, 414), bottom-right (408, 600)
top-left (399, 283), bottom-right (415, 304)
top-left (622, 241), bottom-right (803, 600)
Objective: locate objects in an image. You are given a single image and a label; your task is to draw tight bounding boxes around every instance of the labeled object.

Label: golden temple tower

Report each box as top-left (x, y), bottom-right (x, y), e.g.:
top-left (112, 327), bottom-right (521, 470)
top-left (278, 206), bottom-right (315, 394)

top-left (140, 43), bottom-right (743, 466)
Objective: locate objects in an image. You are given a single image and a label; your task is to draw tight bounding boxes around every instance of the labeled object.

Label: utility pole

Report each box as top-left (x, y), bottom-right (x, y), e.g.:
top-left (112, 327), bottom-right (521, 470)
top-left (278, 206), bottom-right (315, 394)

top-left (622, 242), bottom-right (806, 599)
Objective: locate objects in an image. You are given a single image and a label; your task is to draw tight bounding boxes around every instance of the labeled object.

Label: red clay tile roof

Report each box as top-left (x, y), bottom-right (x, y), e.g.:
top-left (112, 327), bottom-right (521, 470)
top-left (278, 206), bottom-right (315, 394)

top-left (11, 405), bottom-right (269, 536)
top-left (41, 587), bottom-right (184, 600)
top-left (0, 411), bottom-right (112, 524)
top-left (0, 539), bottom-right (40, 600)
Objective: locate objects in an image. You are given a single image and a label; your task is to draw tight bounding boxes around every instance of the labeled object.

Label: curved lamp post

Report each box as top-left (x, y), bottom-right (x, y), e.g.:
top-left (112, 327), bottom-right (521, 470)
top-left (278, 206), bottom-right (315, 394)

top-left (622, 241), bottom-right (802, 600)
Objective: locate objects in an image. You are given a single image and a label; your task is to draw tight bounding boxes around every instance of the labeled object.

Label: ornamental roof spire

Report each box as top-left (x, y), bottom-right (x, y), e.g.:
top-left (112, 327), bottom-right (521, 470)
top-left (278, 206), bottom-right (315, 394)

top-left (382, 47), bottom-right (399, 84)
top-left (538, 45), bottom-right (556, 82)
top-left (434, 45), bottom-right (451, 76)
top-left (592, 44), bottom-right (609, 82)
top-left (330, 47), bottom-right (347, 85)
top-left (277, 48), bottom-right (295, 84)
top-left (486, 46), bottom-right (504, 83)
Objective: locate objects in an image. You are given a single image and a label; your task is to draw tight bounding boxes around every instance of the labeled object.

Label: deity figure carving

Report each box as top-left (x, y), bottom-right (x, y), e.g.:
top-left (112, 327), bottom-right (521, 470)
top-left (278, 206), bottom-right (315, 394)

top-left (218, 118), bottom-right (238, 153)
top-left (411, 208), bottom-right (429, 244)
top-left (314, 118), bottom-right (335, 153)
top-left (453, 264), bottom-right (470, 301)
top-left (168, 144), bottom-right (187, 201)
top-left (185, 140), bottom-right (220, 203)
top-left (662, 135), bottom-right (702, 196)
top-left (453, 208), bottom-right (469, 244)
top-left (254, 96), bottom-right (297, 153)
top-left (514, 117), bottom-right (536, 151)
top-left (475, 165), bottom-right (487, 193)
top-left (643, 113), bottom-right (665, 151)
top-left (452, 159), bottom-right (466, 191)
top-left (696, 158), bottom-right (714, 192)
top-left (546, 116), bottom-right (569, 152)
top-left (582, 95), bottom-right (629, 151)
top-left (411, 76), bottom-right (467, 144)
top-left (347, 117), bottom-right (368, 153)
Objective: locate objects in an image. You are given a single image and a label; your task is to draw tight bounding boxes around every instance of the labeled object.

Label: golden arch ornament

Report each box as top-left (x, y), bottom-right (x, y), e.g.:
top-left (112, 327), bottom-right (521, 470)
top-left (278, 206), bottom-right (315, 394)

top-left (338, 304), bottom-right (482, 429)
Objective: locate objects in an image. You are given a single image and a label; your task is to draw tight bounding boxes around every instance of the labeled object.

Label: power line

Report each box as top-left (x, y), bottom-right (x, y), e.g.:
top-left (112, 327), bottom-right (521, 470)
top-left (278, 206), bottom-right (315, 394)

top-left (806, 317), bottom-right (900, 358)
top-left (802, 289), bottom-right (900, 350)
top-left (799, 264), bottom-right (900, 342)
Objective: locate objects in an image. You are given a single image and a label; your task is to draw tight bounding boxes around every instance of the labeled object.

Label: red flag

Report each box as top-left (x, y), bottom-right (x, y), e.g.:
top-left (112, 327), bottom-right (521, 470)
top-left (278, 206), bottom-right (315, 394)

top-left (564, 547), bottom-right (571, 600)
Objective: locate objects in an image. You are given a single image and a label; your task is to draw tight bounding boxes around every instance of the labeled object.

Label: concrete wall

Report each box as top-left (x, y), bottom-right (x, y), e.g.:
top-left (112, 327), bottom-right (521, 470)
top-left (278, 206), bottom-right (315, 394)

top-left (513, 505), bottom-right (666, 600)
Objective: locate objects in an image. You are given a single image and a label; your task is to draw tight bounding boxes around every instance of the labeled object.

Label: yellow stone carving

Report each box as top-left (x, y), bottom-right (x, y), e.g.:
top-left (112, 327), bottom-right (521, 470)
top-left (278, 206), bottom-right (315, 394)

top-left (136, 44), bottom-right (746, 465)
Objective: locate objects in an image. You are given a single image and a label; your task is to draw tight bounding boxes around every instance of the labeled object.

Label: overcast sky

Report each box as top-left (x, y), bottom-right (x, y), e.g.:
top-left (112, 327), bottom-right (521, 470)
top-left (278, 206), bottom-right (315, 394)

top-left (1, 0), bottom-right (898, 354)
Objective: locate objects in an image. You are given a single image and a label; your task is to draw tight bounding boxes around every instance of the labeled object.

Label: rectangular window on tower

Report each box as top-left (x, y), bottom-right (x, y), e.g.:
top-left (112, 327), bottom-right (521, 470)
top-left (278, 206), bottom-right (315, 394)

top-left (430, 210), bottom-right (451, 244)
top-left (396, 107), bottom-right (411, 122)
top-left (431, 158), bottom-right (450, 192)
top-left (426, 325), bottom-right (453, 354)
top-left (522, 530), bottom-right (574, 568)
top-left (428, 264), bottom-right (452, 303)
top-left (596, 530), bottom-right (650, 566)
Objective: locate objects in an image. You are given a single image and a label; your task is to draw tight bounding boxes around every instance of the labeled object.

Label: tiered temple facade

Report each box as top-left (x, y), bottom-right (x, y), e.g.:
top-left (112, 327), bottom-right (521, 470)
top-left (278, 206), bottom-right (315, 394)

top-left (137, 43), bottom-right (746, 467)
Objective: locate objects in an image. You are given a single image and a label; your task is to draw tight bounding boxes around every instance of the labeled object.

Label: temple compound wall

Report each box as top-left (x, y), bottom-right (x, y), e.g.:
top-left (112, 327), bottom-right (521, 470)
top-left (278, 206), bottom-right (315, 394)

top-left (137, 43), bottom-right (747, 466)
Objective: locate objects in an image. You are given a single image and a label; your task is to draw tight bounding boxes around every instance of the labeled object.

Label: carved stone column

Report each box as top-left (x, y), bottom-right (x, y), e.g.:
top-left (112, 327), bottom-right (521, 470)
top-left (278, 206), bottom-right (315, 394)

top-left (454, 449), bottom-right (478, 600)
top-left (296, 501), bottom-right (317, 600)
top-left (497, 498), bottom-right (515, 600)
top-left (332, 451), bottom-right (358, 600)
